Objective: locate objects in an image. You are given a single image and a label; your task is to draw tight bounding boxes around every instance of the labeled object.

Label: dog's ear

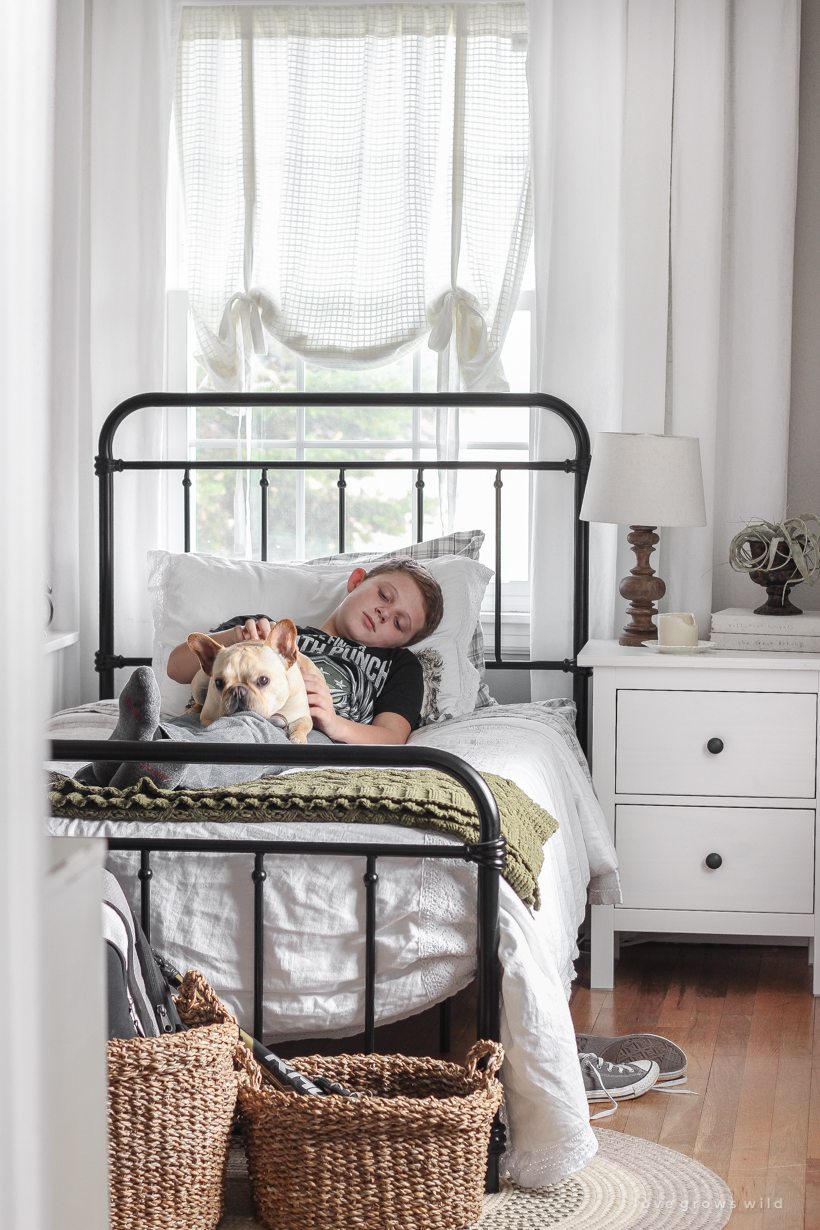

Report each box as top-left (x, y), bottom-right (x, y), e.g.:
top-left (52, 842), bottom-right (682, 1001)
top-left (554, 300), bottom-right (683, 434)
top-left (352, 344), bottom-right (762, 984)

top-left (265, 619), bottom-right (298, 665)
top-left (187, 633), bottom-right (224, 677)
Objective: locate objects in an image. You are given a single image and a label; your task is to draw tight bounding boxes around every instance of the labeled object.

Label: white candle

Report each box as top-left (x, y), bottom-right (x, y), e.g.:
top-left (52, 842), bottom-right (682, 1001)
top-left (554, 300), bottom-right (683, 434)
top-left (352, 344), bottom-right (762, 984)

top-left (658, 612), bottom-right (698, 646)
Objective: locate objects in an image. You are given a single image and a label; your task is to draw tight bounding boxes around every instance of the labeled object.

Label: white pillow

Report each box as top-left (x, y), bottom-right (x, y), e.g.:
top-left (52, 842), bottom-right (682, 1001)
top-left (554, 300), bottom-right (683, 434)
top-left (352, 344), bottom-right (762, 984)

top-left (147, 550), bottom-right (493, 723)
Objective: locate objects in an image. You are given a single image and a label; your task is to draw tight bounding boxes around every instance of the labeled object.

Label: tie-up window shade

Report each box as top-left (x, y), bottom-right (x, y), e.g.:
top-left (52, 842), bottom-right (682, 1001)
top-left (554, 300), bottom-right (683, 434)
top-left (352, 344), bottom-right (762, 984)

top-left (175, 3), bottom-right (531, 393)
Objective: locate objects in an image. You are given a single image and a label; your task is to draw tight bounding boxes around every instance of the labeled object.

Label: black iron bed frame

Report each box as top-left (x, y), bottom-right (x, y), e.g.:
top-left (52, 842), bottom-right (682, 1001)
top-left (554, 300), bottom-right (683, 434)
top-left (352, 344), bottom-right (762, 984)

top-left (51, 391), bottom-right (590, 1191)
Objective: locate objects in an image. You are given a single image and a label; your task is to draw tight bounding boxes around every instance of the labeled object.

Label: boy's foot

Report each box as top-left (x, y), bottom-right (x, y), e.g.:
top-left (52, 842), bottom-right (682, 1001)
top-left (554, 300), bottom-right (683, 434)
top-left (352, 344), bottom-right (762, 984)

top-left (109, 752), bottom-right (185, 792)
top-left (579, 1052), bottom-right (659, 1119)
top-left (92, 667), bottom-right (166, 785)
top-left (575, 1032), bottom-right (687, 1083)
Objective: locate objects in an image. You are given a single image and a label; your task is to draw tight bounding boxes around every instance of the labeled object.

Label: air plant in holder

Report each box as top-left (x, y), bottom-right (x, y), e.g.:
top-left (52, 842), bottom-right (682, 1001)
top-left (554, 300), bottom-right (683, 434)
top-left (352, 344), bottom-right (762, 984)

top-left (729, 515), bottom-right (820, 615)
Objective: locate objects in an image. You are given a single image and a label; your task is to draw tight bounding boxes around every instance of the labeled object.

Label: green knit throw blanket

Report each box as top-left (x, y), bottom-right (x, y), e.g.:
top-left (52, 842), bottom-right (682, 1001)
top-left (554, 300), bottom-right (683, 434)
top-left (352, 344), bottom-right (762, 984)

top-left (49, 769), bottom-right (557, 909)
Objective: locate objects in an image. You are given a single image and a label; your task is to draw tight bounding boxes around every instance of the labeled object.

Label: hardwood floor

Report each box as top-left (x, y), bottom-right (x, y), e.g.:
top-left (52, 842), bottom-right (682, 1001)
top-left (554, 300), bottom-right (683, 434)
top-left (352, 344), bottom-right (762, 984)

top-left (571, 942), bottom-right (817, 1229)
top-left (274, 940), bottom-right (817, 1227)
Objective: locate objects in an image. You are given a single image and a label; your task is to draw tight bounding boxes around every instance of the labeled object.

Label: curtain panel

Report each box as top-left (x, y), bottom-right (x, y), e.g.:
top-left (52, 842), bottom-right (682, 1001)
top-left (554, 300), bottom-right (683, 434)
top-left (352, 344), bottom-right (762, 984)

top-left (50, 0), bottom-right (183, 705)
top-left (175, 2), bottom-right (532, 394)
top-left (527, 0), bottom-right (800, 694)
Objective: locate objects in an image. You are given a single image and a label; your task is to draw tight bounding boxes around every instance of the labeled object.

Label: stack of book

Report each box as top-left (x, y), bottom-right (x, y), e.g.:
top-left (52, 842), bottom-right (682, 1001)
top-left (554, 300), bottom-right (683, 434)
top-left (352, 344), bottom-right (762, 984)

top-left (710, 608), bottom-right (820, 652)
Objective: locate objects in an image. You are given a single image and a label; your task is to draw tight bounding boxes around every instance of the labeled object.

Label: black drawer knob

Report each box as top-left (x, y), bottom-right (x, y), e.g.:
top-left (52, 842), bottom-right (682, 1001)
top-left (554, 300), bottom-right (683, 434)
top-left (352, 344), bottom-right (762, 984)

top-left (707, 738), bottom-right (724, 755)
top-left (705, 853), bottom-right (723, 870)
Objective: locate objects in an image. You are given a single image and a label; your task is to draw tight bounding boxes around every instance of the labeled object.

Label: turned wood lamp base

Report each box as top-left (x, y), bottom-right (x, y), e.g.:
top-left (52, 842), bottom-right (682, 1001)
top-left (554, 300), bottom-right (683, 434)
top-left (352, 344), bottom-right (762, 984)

top-left (619, 525), bottom-right (665, 646)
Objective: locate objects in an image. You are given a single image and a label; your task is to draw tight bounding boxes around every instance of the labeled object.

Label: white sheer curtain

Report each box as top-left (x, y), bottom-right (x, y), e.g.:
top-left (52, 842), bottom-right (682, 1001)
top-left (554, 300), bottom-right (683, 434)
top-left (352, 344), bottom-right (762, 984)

top-left (77, 0), bottom-right (182, 699)
top-left (46, 0), bottom-right (182, 706)
top-left (527, 0), bottom-right (800, 695)
top-left (176, 3), bottom-right (531, 397)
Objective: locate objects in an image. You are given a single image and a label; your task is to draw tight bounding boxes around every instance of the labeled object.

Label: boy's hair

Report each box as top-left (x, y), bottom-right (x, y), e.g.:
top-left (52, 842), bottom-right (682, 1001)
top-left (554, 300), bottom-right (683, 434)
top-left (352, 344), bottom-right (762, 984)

top-left (364, 558), bottom-right (444, 645)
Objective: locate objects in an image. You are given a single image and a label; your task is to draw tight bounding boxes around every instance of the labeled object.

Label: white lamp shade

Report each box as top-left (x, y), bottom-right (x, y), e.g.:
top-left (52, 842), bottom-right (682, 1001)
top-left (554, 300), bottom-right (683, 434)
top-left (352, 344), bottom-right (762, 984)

top-left (579, 433), bottom-right (707, 527)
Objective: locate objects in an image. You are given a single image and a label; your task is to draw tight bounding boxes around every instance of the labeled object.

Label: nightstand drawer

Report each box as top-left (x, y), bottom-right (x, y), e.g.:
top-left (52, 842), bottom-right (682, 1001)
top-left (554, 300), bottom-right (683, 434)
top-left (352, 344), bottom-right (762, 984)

top-left (616, 689), bottom-right (817, 797)
top-left (615, 805), bottom-right (815, 913)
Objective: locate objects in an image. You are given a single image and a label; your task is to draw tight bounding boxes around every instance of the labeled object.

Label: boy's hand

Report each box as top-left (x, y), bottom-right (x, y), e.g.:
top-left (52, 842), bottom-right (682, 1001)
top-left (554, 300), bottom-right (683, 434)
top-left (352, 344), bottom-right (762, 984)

top-left (300, 664), bottom-right (341, 739)
top-left (235, 618), bottom-right (273, 643)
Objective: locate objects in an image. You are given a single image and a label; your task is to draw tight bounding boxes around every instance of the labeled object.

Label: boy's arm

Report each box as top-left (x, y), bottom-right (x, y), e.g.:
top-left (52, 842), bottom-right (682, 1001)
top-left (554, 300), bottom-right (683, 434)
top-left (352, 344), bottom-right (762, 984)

top-left (167, 617), bottom-right (274, 683)
top-left (301, 668), bottom-right (411, 746)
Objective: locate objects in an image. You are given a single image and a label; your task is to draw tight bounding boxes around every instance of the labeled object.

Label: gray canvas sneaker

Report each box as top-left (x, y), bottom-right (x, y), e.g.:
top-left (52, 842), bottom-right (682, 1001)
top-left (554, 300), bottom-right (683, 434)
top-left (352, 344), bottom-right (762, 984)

top-left (579, 1052), bottom-right (659, 1119)
top-left (575, 1032), bottom-right (687, 1083)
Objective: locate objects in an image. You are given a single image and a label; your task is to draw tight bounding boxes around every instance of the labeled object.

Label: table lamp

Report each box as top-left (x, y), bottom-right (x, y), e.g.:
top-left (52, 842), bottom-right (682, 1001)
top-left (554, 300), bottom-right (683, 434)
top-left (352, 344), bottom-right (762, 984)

top-left (580, 433), bottom-right (707, 646)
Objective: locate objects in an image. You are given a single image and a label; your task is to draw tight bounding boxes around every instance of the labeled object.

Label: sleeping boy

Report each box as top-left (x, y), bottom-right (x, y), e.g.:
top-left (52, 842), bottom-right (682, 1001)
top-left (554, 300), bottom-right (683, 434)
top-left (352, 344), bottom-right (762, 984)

top-left (88, 557), bottom-right (443, 790)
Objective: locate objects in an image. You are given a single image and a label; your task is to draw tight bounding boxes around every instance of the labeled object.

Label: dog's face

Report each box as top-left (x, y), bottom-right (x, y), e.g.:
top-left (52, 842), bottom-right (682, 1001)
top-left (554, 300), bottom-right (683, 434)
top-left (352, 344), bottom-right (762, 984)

top-left (188, 621), bottom-right (299, 725)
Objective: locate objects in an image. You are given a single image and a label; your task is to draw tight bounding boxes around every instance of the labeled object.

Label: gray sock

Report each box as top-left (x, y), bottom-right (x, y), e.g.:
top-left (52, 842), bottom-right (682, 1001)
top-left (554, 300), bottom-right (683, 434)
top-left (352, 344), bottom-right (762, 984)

top-left (92, 667), bottom-right (163, 785)
top-left (109, 747), bottom-right (185, 792)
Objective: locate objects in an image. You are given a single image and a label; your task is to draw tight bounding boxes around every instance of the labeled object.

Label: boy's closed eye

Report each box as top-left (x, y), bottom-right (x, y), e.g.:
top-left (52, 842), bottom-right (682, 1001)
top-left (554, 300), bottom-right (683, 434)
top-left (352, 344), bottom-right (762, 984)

top-left (378, 586), bottom-right (406, 633)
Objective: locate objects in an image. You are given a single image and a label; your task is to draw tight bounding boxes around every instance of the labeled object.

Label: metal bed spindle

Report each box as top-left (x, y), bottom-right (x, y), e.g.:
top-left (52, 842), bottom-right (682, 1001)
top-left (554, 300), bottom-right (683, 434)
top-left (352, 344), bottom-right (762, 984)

top-left (337, 467), bottom-right (347, 554)
top-left (138, 850), bottom-right (152, 940)
top-left (182, 467), bottom-right (192, 554)
top-left (260, 468), bottom-right (269, 561)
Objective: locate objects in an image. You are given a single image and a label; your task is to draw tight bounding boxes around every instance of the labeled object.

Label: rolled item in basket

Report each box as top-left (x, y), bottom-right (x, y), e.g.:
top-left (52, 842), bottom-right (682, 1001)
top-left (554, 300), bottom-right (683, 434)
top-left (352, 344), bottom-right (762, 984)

top-left (242, 1033), bottom-right (359, 1097)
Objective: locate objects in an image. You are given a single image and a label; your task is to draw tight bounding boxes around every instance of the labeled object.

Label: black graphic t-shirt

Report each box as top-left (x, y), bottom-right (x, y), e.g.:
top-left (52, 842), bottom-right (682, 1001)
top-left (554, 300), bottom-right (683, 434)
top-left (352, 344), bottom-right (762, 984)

top-left (212, 617), bottom-right (424, 730)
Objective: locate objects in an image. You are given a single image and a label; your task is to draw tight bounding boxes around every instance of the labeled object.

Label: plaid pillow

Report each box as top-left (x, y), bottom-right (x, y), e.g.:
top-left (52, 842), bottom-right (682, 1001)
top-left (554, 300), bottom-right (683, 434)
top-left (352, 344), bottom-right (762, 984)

top-left (306, 530), bottom-right (496, 709)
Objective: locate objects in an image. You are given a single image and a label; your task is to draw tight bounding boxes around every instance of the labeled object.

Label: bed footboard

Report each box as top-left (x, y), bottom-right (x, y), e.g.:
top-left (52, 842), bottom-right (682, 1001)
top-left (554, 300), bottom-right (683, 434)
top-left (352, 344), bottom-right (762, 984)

top-left (50, 738), bottom-right (508, 1190)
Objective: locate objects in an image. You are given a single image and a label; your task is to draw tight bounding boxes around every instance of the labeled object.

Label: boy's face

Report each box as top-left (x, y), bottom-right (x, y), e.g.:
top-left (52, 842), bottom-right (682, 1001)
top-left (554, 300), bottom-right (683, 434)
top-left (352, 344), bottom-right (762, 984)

top-left (331, 569), bottom-right (427, 648)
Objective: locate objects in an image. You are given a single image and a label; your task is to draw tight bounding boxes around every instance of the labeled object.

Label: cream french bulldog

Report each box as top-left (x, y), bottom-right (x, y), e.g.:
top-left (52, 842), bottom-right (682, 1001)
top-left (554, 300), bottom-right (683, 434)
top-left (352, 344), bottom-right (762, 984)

top-left (187, 619), bottom-right (321, 744)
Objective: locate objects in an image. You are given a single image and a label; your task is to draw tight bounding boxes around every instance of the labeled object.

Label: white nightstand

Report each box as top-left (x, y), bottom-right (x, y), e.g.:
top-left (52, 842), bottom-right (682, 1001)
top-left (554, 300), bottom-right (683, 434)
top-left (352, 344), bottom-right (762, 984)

top-left (577, 639), bottom-right (820, 996)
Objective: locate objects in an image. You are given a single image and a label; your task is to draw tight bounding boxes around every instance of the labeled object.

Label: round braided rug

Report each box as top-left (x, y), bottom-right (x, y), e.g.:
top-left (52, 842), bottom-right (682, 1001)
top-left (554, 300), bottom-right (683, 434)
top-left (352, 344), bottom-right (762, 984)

top-left (219, 1128), bottom-right (733, 1230)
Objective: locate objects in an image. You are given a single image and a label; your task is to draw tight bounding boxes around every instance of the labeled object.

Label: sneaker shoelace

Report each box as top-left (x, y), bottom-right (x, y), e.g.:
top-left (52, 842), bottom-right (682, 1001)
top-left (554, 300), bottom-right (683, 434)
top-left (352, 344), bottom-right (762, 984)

top-left (579, 1054), bottom-right (699, 1121)
top-left (652, 1075), bottom-right (698, 1094)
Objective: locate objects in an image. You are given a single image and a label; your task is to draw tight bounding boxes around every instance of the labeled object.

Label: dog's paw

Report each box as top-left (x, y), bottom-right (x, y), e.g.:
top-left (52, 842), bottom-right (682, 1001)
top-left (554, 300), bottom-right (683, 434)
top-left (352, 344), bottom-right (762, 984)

top-left (269, 713), bottom-right (289, 733)
top-left (288, 733), bottom-right (308, 744)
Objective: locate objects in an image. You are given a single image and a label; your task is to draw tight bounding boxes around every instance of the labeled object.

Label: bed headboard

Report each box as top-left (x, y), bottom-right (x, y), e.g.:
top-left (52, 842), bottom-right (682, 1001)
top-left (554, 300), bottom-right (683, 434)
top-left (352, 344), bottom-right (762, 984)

top-left (95, 392), bottom-right (591, 747)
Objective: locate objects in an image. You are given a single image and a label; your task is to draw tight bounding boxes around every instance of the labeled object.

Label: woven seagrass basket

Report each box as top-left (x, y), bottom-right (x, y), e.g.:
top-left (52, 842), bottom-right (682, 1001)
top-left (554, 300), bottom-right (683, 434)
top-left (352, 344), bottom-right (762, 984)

top-left (107, 970), bottom-right (241, 1230)
top-left (237, 1039), bottom-right (504, 1230)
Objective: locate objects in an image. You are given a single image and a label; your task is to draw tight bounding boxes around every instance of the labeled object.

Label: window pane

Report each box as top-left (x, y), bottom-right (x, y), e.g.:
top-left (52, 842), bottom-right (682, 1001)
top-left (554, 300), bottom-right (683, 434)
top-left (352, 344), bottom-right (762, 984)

top-left (419, 343), bottom-right (439, 393)
top-left (193, 405), bottom-right (242, 442)
top-left (501, 309), bottom-right (531, 393)
top-left (251, 339), bottom-right (298, 393)
top-left (302, 447), bottom-right (438, 557)
top-left (250, 447), bottom-right (298, 561)
top-left (187, 452), bottom-right (241, 558)
top-left (304, 404), bottom-right (414, 443)
top-left (448, 457), bottom-right (529, 582)
top-left (459, 406), bottom-right (529, 446)
top-left (304, 353), bottom-right (414, 394)
top-left (252, 404), bottom-right (298, 443)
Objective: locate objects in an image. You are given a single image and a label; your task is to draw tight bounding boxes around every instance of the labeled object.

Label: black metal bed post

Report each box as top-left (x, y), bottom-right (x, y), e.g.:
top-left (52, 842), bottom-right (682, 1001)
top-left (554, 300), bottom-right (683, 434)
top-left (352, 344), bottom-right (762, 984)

top-left (96, 444), bottom-right (116, 700)
top-left (494, 469), bottom-right (502, 664)
top-left (572, 449), bottom-right (591, 752)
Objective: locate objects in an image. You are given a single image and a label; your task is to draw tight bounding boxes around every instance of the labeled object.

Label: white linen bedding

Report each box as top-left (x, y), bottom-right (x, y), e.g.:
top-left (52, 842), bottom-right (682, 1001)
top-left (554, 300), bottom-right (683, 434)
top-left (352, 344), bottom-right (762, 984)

top-left (47, 699), bottom-right (618, 1186)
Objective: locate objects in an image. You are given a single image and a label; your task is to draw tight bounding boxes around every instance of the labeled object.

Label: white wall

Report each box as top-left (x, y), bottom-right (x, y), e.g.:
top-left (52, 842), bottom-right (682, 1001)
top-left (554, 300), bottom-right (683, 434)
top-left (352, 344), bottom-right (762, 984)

top-left (787, 0), bottom-right (820, 612)
top-left (0, 1), bottom-right (55, 1226)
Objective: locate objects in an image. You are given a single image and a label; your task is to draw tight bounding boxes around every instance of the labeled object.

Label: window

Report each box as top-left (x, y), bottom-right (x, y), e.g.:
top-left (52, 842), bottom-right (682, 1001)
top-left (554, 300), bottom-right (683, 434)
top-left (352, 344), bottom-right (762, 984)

top-left (166, 3), bottom-right (533, 655)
